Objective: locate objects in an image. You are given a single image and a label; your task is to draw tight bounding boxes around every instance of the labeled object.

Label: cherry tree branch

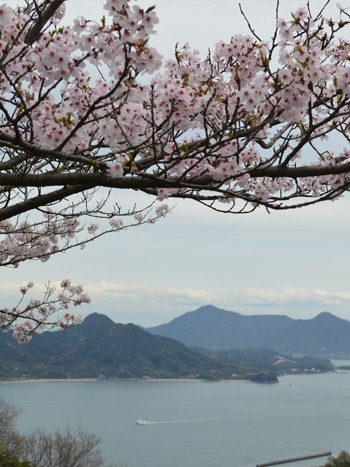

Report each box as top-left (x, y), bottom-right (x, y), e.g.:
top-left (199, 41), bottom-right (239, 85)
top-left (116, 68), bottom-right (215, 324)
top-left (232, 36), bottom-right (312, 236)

top-left (24, 0), bottom-right (66, 45)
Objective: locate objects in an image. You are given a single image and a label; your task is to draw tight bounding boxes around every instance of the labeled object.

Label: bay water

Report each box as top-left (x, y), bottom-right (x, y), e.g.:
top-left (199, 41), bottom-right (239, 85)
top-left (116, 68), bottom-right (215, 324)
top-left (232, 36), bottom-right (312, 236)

top-left (0, 367), bottom-right (349, 467)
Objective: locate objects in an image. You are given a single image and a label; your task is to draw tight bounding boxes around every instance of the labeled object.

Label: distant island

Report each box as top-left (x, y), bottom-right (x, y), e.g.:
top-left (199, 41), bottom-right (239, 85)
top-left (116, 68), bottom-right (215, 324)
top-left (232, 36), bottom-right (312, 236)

top-left (0, 312), bottom-right (335, 383)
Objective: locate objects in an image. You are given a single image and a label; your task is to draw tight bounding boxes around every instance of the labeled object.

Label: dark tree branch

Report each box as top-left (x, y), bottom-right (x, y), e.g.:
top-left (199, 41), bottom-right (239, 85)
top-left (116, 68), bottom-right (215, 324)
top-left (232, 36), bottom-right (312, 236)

top-left (25, 0), bottom-right (66, 45)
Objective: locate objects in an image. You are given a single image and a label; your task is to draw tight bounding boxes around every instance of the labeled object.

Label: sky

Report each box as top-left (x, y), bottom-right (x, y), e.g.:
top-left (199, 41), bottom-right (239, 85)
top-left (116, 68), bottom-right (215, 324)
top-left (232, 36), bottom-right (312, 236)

top-left (2, 0), bottom-right (350, 327)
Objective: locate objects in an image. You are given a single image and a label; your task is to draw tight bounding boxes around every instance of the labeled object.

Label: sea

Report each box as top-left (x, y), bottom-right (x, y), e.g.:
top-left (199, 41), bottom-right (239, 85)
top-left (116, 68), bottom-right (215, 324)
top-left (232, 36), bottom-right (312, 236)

top-left (0, 363), bottom-right (349, 467)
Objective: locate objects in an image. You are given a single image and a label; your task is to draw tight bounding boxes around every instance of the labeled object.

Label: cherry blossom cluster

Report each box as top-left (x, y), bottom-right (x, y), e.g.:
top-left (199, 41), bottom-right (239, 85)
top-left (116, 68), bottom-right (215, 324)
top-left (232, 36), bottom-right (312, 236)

top-left (0, 280), bottom-right (89, 343)
top-left (0, 216), bottom-right (80, 267)
top-left (2, 1), bottom-right (350, 206)
top-left (0, 0), bottom-right (162, 155)
top-left (147, 12), bottom-right (350, 205)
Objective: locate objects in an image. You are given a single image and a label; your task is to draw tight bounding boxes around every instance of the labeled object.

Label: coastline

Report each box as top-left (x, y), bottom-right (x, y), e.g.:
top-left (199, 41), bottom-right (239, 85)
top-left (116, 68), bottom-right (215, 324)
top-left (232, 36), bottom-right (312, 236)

top-left (0, 377), bottom-right (251, 384)
top-left (0, 378), bottom-right (99, 384)
top-left (0, 372), bottom-right (333, 384)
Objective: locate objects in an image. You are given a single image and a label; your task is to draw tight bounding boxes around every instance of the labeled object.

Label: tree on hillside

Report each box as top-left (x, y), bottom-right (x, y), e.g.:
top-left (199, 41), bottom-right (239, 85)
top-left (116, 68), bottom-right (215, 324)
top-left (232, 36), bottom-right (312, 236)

top-left (320, 451), bottom-right (350, 467)
top-left (0, 452), bottom-right (30, 467)
top-left (2, 0), bottom-right (350, 339)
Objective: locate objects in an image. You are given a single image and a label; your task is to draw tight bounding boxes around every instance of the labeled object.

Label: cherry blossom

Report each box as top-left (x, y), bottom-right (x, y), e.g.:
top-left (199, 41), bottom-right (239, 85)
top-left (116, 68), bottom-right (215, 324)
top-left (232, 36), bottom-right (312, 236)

top-left (0, 280), bottom-right (89, 343)
top-left (1, 0), bottom-right (350, 338)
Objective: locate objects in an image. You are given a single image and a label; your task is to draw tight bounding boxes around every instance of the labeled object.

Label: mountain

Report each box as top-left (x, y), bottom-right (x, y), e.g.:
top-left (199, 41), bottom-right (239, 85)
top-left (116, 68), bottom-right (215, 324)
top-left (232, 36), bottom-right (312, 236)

top-left (0, 313), bottom-right (333, 382)
top-left (2, 313), bottom-right (278, 381)
top-left (147, 305), bottom-right (350, 357)
top-left (0, 313), bottom-right (230, 380)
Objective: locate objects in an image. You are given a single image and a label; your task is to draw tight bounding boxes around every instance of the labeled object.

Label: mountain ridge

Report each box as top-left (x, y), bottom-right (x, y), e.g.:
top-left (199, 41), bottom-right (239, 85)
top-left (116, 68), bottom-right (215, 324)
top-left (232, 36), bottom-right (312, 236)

top-left (147, 305), bottom-right (350, 357)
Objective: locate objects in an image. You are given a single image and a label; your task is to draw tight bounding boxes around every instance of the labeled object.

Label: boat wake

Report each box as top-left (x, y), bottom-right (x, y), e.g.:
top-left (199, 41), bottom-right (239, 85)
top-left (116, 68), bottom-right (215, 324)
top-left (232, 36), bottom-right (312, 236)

top-left (142, 418), bottom-right (234, 425)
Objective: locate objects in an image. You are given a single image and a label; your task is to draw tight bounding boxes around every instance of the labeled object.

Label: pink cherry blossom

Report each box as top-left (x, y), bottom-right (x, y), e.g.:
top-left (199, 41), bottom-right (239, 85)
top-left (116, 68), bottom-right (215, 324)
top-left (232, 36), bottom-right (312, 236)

top-left (2, 0), bottom-right (350, 339)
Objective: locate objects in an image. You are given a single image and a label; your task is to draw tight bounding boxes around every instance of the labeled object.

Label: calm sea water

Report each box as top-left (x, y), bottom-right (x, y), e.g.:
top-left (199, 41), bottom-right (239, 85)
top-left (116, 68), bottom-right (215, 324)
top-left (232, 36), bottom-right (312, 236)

top-left (0, 366), bottom-right (350, 467)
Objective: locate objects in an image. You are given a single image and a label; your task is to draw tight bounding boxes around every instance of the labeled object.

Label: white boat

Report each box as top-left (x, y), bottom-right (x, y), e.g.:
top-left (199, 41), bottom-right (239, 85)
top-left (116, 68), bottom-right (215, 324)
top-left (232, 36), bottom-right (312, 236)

top-left (135, 417), bottom-right (150, 425)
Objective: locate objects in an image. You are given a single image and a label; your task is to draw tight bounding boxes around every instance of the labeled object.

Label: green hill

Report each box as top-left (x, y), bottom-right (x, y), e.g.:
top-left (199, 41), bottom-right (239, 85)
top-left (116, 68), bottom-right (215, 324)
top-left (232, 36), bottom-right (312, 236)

top-left (0, 313), bottom-right (228, 380)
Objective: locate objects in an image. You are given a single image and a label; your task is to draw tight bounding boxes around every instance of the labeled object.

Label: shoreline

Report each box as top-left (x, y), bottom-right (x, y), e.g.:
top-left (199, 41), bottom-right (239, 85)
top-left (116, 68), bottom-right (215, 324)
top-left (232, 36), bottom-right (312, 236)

top-left (0, 377), bottom-right (251, 384)
top-left (0, 371), bottom-right (334, 385)
top-left (0, 378), bottom-right (99, 384)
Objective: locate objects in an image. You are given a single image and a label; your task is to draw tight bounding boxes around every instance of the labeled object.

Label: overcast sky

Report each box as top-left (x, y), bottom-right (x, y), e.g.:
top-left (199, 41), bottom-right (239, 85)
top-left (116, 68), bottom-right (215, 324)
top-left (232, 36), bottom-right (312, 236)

top-left (2, 0), bottom-right (350, 327)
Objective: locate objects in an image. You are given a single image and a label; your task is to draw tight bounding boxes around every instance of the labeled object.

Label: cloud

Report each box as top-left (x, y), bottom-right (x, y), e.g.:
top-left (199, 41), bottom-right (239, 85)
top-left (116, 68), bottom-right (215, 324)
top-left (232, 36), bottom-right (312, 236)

top-left (64, 281), bottom-right (350, 325)
top-left (1, 279), bottom-right (350, 328)
top-left (237, 286), bottom-right (350, 305)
